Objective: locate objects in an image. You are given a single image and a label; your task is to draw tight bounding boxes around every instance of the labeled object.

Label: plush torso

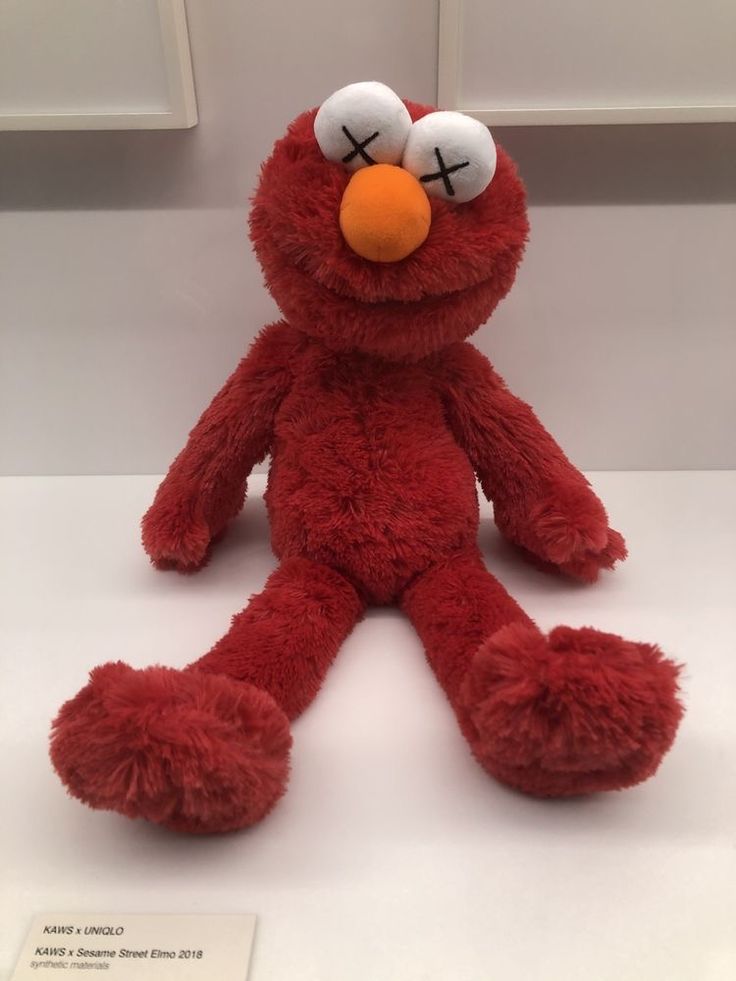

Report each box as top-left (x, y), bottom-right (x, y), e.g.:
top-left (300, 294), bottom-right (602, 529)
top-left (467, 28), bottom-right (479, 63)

top-left (265, 339), bottom-right (479, 602)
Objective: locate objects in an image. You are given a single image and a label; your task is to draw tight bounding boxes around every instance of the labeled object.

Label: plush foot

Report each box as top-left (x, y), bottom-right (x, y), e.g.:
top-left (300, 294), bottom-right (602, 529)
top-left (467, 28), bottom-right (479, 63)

top-left (50, 663), bottom-right (292, 833)
top-left (459, 623), bottom-right (683, 797)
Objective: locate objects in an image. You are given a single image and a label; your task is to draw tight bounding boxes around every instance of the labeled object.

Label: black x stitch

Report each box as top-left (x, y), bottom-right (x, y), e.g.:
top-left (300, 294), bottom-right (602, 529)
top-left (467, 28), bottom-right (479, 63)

top-left (420, 146), bottom-right (470, 197)
top-left (341, 125), bottom-right (380, 165)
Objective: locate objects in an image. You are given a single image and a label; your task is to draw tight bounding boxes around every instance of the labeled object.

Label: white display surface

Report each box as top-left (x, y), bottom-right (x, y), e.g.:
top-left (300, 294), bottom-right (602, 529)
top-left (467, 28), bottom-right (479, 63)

top-left (1, 472), bottom-right (735, 980)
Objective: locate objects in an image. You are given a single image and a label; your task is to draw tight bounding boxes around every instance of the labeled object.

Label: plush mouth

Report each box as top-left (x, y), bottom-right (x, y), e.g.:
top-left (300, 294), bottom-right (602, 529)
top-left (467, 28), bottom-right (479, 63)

top-left (270, 243), bottom-right (505, 357)
top-left (313, 266), bottom-right (478, 308)
top-left (255, 216), bottom-right (517, 360)
top-left (290, 244), bottom-right (498, 309)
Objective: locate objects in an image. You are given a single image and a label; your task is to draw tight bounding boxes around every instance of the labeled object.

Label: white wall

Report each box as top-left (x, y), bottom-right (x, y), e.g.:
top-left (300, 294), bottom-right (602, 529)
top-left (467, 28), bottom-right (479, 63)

top-left (1, 0), bottom-right (734, 475)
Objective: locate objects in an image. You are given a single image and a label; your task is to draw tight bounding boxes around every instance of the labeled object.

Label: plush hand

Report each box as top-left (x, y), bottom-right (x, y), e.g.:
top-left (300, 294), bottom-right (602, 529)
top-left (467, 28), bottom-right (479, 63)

top-left (141, 488), bottom-right (212, 572)
top-left (494, 483), bottom-right (627, 583)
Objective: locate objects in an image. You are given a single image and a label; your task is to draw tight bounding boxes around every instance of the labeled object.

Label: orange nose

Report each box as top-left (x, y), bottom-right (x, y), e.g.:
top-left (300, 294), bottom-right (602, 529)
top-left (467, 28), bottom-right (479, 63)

top-left (339, 164), bottom-right (431, 263)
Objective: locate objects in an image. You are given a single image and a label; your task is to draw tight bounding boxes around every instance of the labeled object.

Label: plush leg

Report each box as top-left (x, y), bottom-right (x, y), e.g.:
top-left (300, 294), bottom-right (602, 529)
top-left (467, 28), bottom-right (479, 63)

top-left (51, 558), bottom-right (364, 833)
top-left (401, 547), bottom-right (683, 797)
top-left (191, 557), bottom-right (365, 720)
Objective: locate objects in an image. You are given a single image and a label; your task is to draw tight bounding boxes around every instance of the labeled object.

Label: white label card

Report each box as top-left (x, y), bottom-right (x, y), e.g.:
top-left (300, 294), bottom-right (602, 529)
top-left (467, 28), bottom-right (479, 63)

top-left (10, 913), bottom-right (257, 980)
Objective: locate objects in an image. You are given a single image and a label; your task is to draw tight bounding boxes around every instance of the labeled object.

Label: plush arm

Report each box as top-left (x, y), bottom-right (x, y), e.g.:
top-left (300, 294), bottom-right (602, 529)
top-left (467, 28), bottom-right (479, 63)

top-left (436, 343), bottom-right (626, 582)
top-left (142, 321), bottom-right (302, 572)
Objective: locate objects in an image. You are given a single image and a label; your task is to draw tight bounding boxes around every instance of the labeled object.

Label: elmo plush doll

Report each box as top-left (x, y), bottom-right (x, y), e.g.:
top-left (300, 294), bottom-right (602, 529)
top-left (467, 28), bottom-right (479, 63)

top-left (51, 82), bottom-right (683, 834)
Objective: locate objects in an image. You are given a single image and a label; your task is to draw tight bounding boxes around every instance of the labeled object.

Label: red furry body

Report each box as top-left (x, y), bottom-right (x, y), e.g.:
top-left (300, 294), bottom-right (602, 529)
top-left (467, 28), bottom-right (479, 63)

top-left (50, 94), bottom-right (683, 834)
top-left (268, 336), bottom-right (479, 602)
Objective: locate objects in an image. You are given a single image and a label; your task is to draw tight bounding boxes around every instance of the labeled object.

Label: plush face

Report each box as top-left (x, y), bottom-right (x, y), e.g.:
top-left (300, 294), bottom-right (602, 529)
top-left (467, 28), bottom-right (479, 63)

top-left (249, 82), bottom-right (529, 362)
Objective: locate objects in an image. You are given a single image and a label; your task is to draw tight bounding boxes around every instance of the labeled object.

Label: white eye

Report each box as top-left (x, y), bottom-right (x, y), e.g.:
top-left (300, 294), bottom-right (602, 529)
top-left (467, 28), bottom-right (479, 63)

top-left (402, 111), bottom-right (497, 204)
top-left (314, 81), bottom-right (412, 172)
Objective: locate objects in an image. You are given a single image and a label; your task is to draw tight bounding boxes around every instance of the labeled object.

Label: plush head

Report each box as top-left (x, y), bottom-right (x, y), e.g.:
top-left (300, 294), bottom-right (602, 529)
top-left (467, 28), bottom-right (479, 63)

top-left (250, 81), bottom-right (528, 362)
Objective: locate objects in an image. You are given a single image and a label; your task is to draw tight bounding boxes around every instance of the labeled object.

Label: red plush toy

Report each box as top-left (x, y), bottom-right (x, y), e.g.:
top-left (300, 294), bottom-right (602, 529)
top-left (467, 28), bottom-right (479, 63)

top-left (51, 82), bottom-right (683, 834)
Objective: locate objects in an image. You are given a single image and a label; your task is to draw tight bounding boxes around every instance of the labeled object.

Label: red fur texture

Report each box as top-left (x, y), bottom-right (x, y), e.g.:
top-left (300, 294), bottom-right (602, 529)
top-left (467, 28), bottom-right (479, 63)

top-left (194, 557), bottom-right (366, 719)
top-left (459, 624), bottom-right (683, 797)
top-left (50, 91), bottom-right (684, 833)
top-left (50, 663), bottom-right (291, 833)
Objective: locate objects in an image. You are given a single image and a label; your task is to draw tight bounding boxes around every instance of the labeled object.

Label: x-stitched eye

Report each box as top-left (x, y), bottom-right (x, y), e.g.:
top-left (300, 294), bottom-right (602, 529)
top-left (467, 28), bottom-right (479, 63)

top-left (419, 146), bottom-right (470, 197)
top-left (341, 126), bottom-right (380, 166)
